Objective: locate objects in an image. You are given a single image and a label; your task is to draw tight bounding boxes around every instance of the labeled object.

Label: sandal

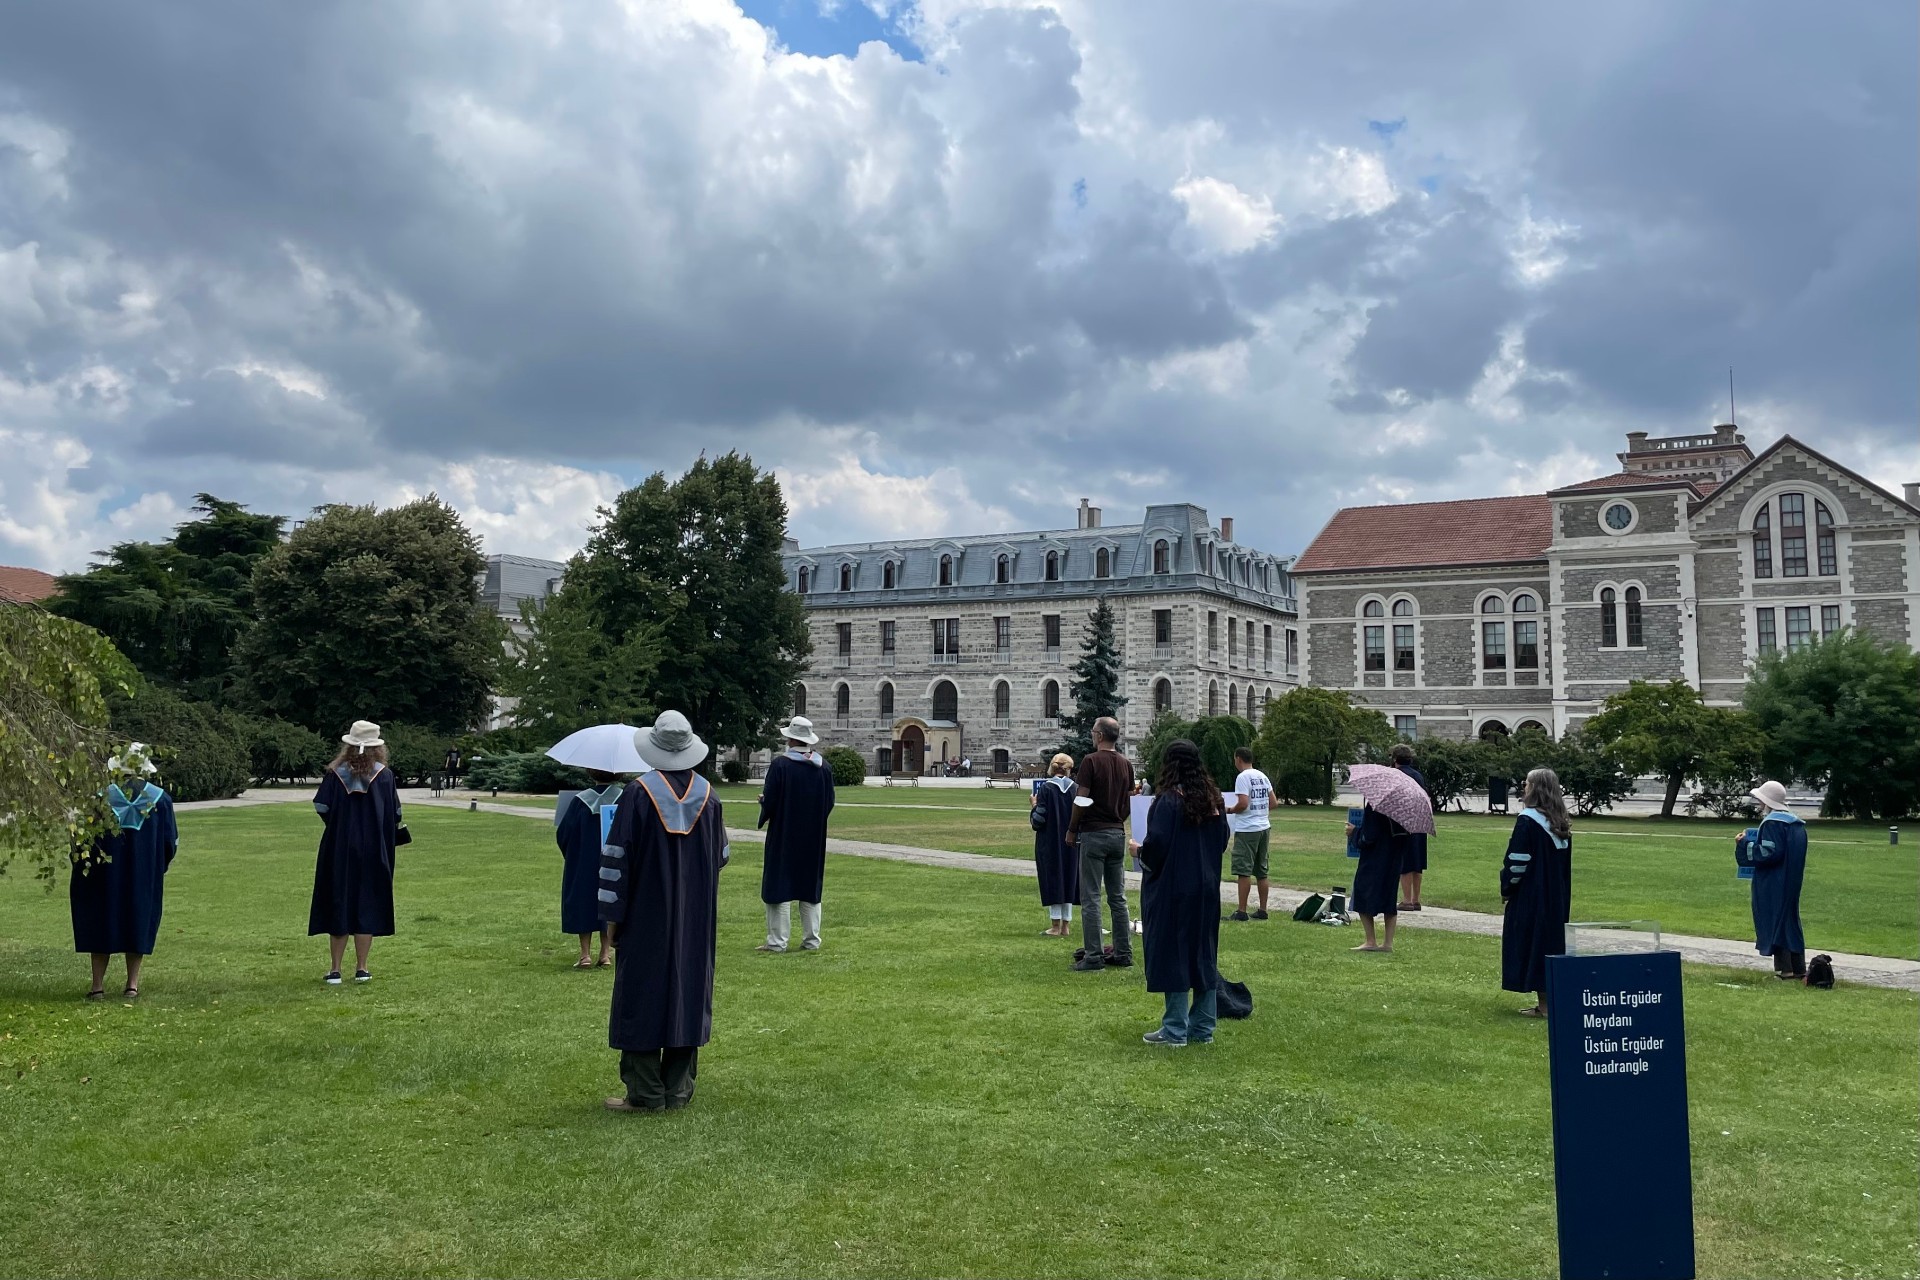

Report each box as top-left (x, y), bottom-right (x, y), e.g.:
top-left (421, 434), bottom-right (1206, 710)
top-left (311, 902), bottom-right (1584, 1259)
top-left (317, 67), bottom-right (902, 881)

top-left (1518, 1005), bottom-right (1547, 1018)
top-left (86, 989), bottom-right (106, 1001)
top-left (122, 986), bottom-right (138, 999)
top-left (573, 958), bottom-right (595, 969)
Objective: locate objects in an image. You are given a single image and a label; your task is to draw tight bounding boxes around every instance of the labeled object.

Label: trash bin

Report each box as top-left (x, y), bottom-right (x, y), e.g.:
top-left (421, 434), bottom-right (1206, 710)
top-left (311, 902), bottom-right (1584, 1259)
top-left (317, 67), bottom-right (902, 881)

top-left (1487, 775), bottom-right (1510, 814)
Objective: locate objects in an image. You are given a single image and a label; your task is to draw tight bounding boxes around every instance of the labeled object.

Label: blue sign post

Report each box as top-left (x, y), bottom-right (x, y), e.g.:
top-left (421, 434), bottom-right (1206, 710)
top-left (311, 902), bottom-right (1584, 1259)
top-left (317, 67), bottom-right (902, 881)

top-left (1545, 949), bottom-right (1695, 1280)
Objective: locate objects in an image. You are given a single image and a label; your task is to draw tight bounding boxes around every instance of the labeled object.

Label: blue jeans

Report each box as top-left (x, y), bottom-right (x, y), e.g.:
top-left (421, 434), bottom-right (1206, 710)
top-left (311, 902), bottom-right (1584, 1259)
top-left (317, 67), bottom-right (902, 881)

top-left (1161, 987), bottom-right (1218, 1043)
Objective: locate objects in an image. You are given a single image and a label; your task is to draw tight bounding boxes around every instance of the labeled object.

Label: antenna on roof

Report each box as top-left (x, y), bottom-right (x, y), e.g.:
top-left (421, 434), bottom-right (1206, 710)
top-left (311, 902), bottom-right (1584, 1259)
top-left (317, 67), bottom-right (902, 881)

top-left (1727, 366), bottom-right (1736, 427)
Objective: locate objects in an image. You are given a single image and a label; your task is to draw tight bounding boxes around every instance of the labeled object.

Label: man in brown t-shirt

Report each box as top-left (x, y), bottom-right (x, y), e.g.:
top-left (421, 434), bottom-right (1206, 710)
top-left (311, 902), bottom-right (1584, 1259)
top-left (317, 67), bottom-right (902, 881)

top-left (1068, 716), bottom-right (1135, 970)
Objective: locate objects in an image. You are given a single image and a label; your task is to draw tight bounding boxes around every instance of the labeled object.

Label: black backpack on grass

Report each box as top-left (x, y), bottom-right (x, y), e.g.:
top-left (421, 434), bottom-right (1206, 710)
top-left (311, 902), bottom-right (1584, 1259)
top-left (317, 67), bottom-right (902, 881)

top-left (1805, 954), bottom-right (1835, 989)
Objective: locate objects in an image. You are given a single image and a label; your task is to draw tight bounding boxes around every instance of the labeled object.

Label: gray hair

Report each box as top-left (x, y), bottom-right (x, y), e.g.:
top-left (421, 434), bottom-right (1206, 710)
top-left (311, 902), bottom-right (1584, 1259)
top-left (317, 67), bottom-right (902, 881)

top-left (1093, 716), bottom-right (1121, 744)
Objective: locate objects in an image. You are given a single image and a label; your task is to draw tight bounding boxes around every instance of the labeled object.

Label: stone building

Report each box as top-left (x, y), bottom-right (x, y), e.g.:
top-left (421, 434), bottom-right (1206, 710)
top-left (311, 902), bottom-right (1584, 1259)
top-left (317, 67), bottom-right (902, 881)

top-left (1291, 429), bottom-right (1920, 741)
top-left (781, 501), bottom-right (1301, 775)
top-left (479, 553), bottom-right (566, 729)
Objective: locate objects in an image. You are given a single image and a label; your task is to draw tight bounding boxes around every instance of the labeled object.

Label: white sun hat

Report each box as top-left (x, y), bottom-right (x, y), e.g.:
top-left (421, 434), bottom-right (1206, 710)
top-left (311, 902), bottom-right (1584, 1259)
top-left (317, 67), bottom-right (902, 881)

top-left (777, 715), bottom-right (820, 746)
top-left (1747, 779), bottom-right (1791, 812)
top-left (341, 720), bottom-right (385, 750)
top-left (632, 710), bottom-right (709, 772)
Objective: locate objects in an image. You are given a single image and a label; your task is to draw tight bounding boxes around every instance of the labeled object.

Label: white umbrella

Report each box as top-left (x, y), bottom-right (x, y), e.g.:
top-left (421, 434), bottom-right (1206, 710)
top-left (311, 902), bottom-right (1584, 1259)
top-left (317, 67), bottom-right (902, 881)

top-left (545, 724), bottom-right (651, 775)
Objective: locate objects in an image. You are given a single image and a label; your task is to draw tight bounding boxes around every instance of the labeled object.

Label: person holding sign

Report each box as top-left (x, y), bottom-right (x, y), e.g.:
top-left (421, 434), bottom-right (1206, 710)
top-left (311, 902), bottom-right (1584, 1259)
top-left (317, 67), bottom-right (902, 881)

top-left (1132, 739), bottom-right (1230, 1046)
top-left (1223, 747), bottom-right (1274, 921)
top-left (1499, 767), bottom-right (1573, 1017)
top-left (1741, 780), bottom-right (1807, 980)
top-left (1030, 753), bottom-right (1080, 936)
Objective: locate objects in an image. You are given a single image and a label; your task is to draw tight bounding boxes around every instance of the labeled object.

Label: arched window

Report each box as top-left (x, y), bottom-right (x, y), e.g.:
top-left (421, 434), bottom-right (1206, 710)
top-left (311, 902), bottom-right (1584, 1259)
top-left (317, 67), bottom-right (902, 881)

top-left (1512, 594), bottom-right (1535, 613)
top-left (1042, 680), bottom-right (1060, 720)
top-left (1153, 540), bottom-right (1170, 573)
top-left (1600, 587), bottom-right (1618, 647)
top-left (882, 561), bottom-right (896, 589)
top-left (793, 684), bottom-right (807, 715)
top-left (1045, 551), bottom-right (1059, 581)
top-left (1228, 684), bottom-right (1239, 716)
top-left (1778, 493), bottom-right (1807, 577)
top-left (996, 554), bottom-right (1010, 584)
top-left (879, 682), bottom-right (894, 716)
top-left (1478, 720), bottom-right (1509, 742)
top-left (839, 564), bottom-right (852, 591)
top-left (938, 554), bottom-right (954, 586)
top-left (1815, 501), bottom-right (1837, 576)
top-left (1208, 680), bottom-right (1219, 716)
top-left (1516, 720), bottom-right (1547, 736)
top-left (1391, 598), bottom-right (1413, 616)
top-left (835, 683), bottom-right (850, 718)
top-left (1513, 595), bottom-right (1539, 669)
top-left (1095, 547), bottom-right (1110, 578)
top-left (1153, 678), bottom-right (1172, 713)
top-left (931, 680), bottom-right (958, 722)
top-left (1480, 596), bottom-right (1505, 614)
top-left (1752, 502), bottom-right (1773, 579)
top-left (993, 680), bottom-right (1010, 719)
top-left (1362, 599), bottom-right (1384, 618)
top-left (797, 566), bottom-right (810, 593)
top-left (1624, 586), bottom-right (1644, 647)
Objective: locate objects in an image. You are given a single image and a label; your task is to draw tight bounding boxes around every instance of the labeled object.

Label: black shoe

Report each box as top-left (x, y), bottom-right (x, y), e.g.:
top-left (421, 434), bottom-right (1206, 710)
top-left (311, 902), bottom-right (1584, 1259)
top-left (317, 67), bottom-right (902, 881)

top-left (1251, 909), bottom-right (1269, 920)
top-left (354, 969), bottom-right (372, 983)
top-left (324, 971), bottom-right (343, 985)
top-left (1103, 953), bottom-right (1134, 968)
top-left (1225, 910), bottom-right (1249, 922)
top-left (1398, 902), bottom-right (1422, 912)
top-left (1072, 957), bottom-right (1106, 972)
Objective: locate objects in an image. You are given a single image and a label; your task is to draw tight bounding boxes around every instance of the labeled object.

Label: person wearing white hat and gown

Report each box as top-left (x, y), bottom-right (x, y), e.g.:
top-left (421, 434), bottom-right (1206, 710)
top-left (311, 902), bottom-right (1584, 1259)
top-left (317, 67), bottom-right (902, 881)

top-left (600, 711), bottom-right (730, 1112)
top-left (309, 720), bottom-right (406, 985)
top-left (70, 742), bottom-right (178, 1000)
top-left (756, 715), bottom-right (836, 953)
top-left (1740, 780), bottom-right (1808, 980)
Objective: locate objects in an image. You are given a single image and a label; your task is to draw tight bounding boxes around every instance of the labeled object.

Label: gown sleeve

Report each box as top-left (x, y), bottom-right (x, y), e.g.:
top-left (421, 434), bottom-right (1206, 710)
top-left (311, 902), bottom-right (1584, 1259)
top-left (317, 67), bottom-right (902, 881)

top-left (758, 758), bottom-right (784, 831)
top-left (313, 770), bottom-right (341, 821)
top-left (1752, 817), bottom-right (1789, 865)
top-left (599, 786), bottom-right (637, 925)
top-left (1500, 817), bottom-right (1535, 899)
top-left (158, 795), bottom-right (179, 870)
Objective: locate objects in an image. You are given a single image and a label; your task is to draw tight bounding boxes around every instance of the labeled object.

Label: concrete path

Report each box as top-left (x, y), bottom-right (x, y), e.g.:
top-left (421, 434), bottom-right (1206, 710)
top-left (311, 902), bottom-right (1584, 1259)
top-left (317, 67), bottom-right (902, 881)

top-left (181, 789), bottom-right (1919, 992)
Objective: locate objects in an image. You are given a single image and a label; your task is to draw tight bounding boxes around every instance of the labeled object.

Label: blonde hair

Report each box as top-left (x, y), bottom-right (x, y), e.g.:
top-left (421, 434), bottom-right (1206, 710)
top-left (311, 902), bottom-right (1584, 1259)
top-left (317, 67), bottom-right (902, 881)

top-left (1049, 753), bottom-right (1074, 776)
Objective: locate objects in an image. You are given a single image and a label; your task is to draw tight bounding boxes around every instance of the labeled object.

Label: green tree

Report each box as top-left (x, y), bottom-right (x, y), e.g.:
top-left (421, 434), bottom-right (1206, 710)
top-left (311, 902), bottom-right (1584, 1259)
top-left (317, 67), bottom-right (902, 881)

top-left (1188, 714), bottom-right (1256, 790)
top-left (1254, 687), bottom-right (1393, 805)
top-left (823, 744), bottom-right (867, 786)
top-left (1057, 598), bottom-right (1126, 759)
top-left (500, 587), bottom-right (659, 741)
top-left (1550, 730), bottom-right (1638, 817)
top-left (1406, 737), bottom-right (1484, 813)
top-left (563, 455), bottom-right (809, 759)
top-left (1583, 680), bottom-right (1766, 818)
top-left (1744, 630), bottom-right (1920, 820)
top-left (1137, 709), bottom-right (1195, 783)
top-left (233, 496), bottom-right (502, 735)
top-left (0, 603), bottom-right (137, 880)
top-left (108, 684), bottom-right (251, 803)
top-left (49, 494), bottom-right (284, 700)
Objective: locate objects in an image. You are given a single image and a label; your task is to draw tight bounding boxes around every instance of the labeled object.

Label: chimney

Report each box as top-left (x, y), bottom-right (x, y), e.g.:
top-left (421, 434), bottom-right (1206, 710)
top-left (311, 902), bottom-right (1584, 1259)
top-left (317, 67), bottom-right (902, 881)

top-left (1904, 482), bottom-right (1920, 508)
top-left (1077, 498), bottom-right (1090, 529)
top-left (1088, 505), bottom-right (1101, 528)
top-left (1219, 516), bottom-right (1234, 543)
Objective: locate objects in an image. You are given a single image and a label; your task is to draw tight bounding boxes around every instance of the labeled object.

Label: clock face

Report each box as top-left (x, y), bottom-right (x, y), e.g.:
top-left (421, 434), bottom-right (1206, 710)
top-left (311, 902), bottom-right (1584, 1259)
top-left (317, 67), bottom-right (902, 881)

top-left (1604, 503), bottom-right (1634, 531)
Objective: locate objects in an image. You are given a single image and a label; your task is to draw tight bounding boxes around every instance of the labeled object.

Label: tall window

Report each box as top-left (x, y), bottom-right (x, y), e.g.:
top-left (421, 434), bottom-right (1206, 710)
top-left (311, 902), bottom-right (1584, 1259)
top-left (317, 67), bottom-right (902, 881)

top-left (881, 620), bottom-right (896, 655)
top-left (996, 554), bottom-right (1010, 584)
top-left (1042, 680), bottom-right (1060, 719)
top-left (993, 681), bottom-right (1010, 719)
top-left (1600, 588), bottom-right (1618, 647)
top-left (1153, 678), bottom-right (1172, 712)
top-left (1228, 685), bottom-right (1239, 716)
top-left (1045, 551), bottom-right (1059, 581)
top-left (938, 554), bottom-right (954, 586)
top-left (1756, 607), bottom-right (1777, 653)
top-left (1042, 614), bottom-right (1060, 651)
top-left (1153, 539), bottom-right (1170, 573)
top-left (1263, 625), bottom-right (1273, 670)
top-left (793, 684), bottom-right (807, 714)
top-left (797, 566), bottom-right (811, 593)
top-left (1394, 715), bottom-right (1417, 740)
top-left (1779, 493), bottom-right (1807, 577)
top-left (835, 683), bottom-right (850, 718)
top-left (1227, 618), bottom-right (1237, 663)
top-left (1285, 629), bottom-right (1298, 670)
top-left (1480, 596), bottom-right (1506, 670)
top-left (1393, 623), bottom-right (1415, 671)
top-left (839, 564), bottom-right (852, 591)
top-left (994, 616), bottom-right (1011, 655)
top-left (1513, 594), bottom-right (1538, 670)
top-left (879, 682), bottom-right (894, 716)
top-left (1245, 620), bottom-right (1255, 665)
top-left (1208, 681), bottom-right (1219, 715)
top-left (882, 560), bottom-right (896, 589)
top-left (1624, 586), bottom-right (1644, 647)
top-left (1784, 605), bottom-right (1812, 651)
top-left (1815, 501), bottom-right (1837, 576)
top-left (1821, 604), bottom-right (1842, 638)
top-left (932, 680), bottom-right (958, 721)
top-left (1364, 625), bottom-right (1385, 671)
top-left (1154, 609), bottom-right (1172, 647)
top-left (1095, 548), bottom-right (1110, 578)
top-left (836, 622), bottom-right (852, 660)
top-left (1207, 610), bottom-right (1219, 652)
top-left (1752, 503), bottom-right (1773, 579)
top-left (932, 618), bottom-right (959, 662)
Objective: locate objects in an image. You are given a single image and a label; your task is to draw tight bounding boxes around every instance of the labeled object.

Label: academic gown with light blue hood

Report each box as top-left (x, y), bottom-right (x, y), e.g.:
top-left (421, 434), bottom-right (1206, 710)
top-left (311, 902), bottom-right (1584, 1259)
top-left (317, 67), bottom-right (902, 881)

top-left (70, 782), bottom-right (178, 955)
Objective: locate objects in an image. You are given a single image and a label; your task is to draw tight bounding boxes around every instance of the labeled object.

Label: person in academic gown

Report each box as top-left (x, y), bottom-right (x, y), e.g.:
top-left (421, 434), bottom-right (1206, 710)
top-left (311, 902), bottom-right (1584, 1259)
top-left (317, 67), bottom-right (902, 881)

top-left (1391, 744), bottom-right (1434, 911)
top-left (1743, 779), bottom-right (1808, 980)
top-left (1030, 752), bottom-right (1080, 936)
top-left (1132, 739), bottom-right (1230, 1046)
top-left (1500, 767), bottom-right (1573, 1016)
top-left (755, 715), bottom-right (836, 953)
top-left (599, 711), bottom-right (729, 1113)
top-left (556, 771), bottom-right (625, 968)
top-left (1346, 804), bottom-right (1406, 953)
top-left (309, 720), bottom-right (403, 984)
top-left (70, 743), bottom-right (178, 1000)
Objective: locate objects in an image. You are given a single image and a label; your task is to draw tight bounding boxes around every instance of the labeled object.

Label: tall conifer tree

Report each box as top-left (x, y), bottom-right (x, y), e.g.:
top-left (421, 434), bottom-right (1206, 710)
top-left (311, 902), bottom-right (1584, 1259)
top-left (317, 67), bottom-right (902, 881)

top-left (1058, 597), bottom-right (1126, 759)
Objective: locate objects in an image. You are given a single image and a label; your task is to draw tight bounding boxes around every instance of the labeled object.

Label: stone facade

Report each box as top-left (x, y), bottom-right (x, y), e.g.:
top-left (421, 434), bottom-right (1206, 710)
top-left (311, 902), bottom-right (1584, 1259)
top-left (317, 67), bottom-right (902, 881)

top-left (783, 503), bottom-right (1300, 774)
top-left (1294, 433), bottom-right (1920, 740)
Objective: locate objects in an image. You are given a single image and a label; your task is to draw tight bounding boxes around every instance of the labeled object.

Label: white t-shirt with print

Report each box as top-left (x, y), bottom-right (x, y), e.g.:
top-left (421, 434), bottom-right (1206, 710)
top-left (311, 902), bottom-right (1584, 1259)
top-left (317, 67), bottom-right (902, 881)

top-left (1227, 768), bottom-right (1273, 833)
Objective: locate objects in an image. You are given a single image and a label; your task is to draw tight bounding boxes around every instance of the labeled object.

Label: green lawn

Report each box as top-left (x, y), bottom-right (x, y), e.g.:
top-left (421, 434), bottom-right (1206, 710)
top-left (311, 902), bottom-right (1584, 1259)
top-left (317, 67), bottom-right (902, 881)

top-left (0, 807), bottom-right (1914, 1278)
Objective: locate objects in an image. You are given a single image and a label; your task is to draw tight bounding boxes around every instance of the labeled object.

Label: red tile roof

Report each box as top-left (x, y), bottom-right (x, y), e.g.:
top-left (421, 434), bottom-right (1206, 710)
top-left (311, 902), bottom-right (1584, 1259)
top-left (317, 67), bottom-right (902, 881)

top-left (1293, 494), bottom-right (1553, 574)
top-left (0, 566), bottom-right (58, 603)
top-left (1552, 471), bottom-right (1704, 496)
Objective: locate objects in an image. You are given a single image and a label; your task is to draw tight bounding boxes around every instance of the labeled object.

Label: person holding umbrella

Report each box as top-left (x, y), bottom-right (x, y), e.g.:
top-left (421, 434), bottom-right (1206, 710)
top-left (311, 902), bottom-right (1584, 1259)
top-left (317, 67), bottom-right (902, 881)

top-left (1343, 763), bottom-right (1436, 954)
top-left (546, 724), bottom-right (651, 970)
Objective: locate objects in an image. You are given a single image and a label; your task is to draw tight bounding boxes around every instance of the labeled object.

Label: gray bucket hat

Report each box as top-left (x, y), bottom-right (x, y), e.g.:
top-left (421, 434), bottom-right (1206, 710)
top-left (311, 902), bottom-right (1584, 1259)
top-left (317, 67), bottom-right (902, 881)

top-left (633, 710), bottom-right (709, 772)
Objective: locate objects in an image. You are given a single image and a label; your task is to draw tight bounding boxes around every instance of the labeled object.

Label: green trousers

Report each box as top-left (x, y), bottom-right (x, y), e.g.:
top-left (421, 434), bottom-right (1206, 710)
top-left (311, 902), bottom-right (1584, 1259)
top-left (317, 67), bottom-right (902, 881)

top-left (619, 1047), bottom-right (699, 1110)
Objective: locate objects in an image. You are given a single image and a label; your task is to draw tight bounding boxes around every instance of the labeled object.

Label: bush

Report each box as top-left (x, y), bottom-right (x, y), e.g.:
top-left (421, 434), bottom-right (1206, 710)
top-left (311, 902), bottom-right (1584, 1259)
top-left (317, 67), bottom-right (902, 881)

top-left (463, 751), bottom-right (591, 794)
top-left (721, 756), bottom-right (750, 784)
top-left (1189, 715), bottom-right (1256, 790)
top-left (236, 715), bottom-right (330, 785)
top-left (1408, 738), bottom-right (1484, 812)
top-left (108, 685), bottom-right (250, 802)
top-left (383, 722), bottom-right (455, 786)
top-left (1137, 711), bottom-right (1194, 786)
top-left (1552, 730), bottom-right (1636, 817)
top-left (823, 745), bottom-right (866, 787)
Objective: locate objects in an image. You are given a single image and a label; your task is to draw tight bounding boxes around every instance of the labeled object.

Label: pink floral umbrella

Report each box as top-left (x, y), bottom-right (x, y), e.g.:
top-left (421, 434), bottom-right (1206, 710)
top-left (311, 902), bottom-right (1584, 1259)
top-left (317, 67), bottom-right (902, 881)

top-left (1346, 764), bottom-right (1437, 836)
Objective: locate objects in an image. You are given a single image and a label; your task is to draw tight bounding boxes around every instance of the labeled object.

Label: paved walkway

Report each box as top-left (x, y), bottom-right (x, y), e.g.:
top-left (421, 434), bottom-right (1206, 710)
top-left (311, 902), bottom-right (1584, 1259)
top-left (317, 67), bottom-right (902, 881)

top-left (182, 789), bottom-right (1920, 992)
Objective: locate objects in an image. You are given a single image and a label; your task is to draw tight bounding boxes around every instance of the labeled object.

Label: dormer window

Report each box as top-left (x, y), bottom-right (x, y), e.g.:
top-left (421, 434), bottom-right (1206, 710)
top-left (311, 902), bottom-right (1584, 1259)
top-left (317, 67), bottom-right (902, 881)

top-left (797, 566), bottom-right (811, 593)
top-left (996, 554), bottom-right (1010, 584)
top-left (1095, 547), bottom-right (1110, 579)
top-left (1153, 540), bottom-right (1170, 574)
top-left (882, 561), bottom-right (896, 589)
top-left (838, 564), bottom-right (852, 591)
top-left (938, 554), bottom-right (954, 586)
top-left (1045, 551), bottom-right (1059, 581)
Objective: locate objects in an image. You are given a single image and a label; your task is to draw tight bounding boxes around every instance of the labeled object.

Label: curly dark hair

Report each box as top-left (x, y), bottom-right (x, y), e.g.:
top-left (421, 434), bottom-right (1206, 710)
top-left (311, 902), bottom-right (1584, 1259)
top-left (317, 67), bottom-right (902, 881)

top-left (1156, 739), bottom-right (1221, 826)
top-left (328, 742), bottom-right (389, 781)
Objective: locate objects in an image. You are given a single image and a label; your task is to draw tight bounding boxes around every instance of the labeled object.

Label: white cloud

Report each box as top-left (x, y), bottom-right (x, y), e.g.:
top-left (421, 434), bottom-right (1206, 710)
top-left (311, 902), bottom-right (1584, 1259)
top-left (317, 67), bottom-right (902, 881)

top-left (1172, 175), bottom-right (1278, 254)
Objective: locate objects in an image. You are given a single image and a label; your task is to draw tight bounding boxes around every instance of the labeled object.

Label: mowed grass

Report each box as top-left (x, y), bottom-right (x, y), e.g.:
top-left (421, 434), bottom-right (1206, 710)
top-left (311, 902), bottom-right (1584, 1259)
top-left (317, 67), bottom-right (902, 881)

top-left (0, 806), bottom-right (1915, 1278)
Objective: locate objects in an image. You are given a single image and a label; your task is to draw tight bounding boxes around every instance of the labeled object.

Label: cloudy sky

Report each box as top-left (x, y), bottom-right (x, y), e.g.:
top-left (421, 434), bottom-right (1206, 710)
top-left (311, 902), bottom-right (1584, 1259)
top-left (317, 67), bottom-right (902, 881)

top-left (2, 0), bottom-right (1914, 572)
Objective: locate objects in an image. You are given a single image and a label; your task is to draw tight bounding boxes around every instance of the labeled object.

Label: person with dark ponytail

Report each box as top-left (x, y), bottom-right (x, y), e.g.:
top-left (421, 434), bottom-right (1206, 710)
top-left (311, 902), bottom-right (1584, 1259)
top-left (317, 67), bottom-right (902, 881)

top-left (1500, 766), bottom-right (1573, 1017)
top-left (1131, 739), bottom-right (1230, 1047)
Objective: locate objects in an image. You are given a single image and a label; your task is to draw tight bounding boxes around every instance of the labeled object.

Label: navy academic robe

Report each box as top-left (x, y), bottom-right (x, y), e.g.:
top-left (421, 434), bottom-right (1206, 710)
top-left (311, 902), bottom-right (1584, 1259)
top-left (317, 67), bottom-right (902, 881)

top-left (1032, 779), bottom-right (1080, 907)
top-left (555, 787), bottom-right (619, 934)
top-left (308, 764), bottom-right (400, 937)
top-left (600, 771), bottom-right (729, 1052)
top-left (70, 783), bottom-right (178, 955)
top-left (1395, 763), bottom-right (1432, 874)
top-left (1748, 812), bottom-right (1807, 956)
top-left (1137, 789), bottom-right (1229, 995)
top-left (758, 752), bottom-right (835, 905)
top-left (1500, 812), bottom-right (1571, 993)
top-left (1349, 806), bottom-right (1405, 916)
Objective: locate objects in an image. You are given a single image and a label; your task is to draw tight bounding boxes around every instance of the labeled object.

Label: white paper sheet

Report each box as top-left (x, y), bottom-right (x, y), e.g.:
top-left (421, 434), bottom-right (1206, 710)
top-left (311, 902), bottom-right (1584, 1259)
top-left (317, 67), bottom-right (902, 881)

top-left (1129, 794), bottom-right (1152, 836)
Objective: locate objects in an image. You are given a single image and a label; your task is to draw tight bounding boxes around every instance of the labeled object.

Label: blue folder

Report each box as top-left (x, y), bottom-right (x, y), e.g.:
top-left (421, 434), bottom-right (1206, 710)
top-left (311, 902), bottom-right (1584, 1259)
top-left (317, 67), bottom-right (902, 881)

top-left (1346, 807), bottom-right (1364, 858)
